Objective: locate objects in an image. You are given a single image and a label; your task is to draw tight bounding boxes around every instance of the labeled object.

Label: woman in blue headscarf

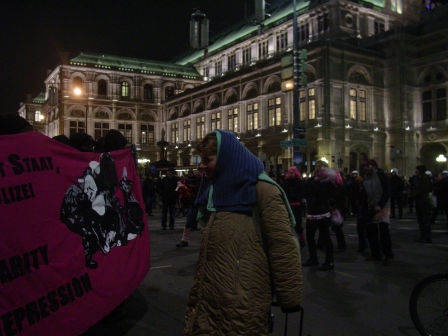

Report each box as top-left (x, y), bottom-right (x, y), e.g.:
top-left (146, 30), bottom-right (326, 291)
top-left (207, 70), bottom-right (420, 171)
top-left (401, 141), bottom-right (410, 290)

top-left (183, 131), bottom-right (303, 336)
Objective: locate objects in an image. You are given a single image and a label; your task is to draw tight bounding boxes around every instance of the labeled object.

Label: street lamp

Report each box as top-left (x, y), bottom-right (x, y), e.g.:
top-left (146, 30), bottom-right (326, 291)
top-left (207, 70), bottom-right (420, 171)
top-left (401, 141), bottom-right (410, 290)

top-left (74, 87), bottom-right (82, 96)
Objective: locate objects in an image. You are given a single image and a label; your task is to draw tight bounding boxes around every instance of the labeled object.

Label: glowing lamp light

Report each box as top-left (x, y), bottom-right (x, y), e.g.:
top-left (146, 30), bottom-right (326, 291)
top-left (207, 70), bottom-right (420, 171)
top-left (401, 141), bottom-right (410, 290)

top-left (175, 145), bottom-right (179, 149)
top-left (374, 127), bottom-right (379, 132)
top-left (405, 126), bottom-right (410, 131)
top-left (73, 87), bottom-right (82, 96)
top-left (187, 143), bottom-right (192, 147)
top-left (137, 158), bottom-right (150, 164)
top-left (255, 133), bottom-right (261, 137)
top-left (285, 82), bottom-right (293, 89)
top-left (345, 124), bottom-right (352, 129)
top-left (282, 128), bottom-right (288, 133)
top-left (302, 173), bottom-right (307, 178)
top-left (236, 136), bottom-right (241, 140)
top-left (320, 157), bottom-right (329, 164)
top-left (315, 122), bottom-right (322, 128)
top-left (436, 154), bottom-right (447, 163)
top-left (39, 115), bottom-right (45, 121)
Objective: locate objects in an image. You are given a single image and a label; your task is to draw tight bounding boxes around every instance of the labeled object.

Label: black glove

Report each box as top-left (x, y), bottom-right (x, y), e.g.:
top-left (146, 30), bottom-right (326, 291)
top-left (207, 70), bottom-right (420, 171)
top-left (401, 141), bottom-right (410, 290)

top-left (281, 305), bottom-right (302, 313)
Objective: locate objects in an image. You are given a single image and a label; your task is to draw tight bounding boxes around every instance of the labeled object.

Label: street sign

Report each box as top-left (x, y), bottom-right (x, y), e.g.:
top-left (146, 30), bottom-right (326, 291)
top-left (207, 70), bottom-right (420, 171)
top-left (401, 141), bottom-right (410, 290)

top-left (280, 139), bottom-right (308, 148)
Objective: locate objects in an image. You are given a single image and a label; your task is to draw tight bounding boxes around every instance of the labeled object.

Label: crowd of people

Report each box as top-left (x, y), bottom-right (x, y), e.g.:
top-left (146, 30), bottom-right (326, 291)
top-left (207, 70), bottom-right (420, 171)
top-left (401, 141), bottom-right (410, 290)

top-left (3, 113), bottom-right (448, 335)
top-left (158, 144), bottom-right (448, 271)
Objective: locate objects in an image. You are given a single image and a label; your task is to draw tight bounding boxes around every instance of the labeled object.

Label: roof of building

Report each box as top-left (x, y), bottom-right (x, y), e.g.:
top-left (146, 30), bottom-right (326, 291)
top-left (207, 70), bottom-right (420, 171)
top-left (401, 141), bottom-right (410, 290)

top-left (69, 52), bottom-right (200, 79)
top-left (175, 0), bottom-right (387, 66)
top-left (32, 92), bottom-right (46, 104)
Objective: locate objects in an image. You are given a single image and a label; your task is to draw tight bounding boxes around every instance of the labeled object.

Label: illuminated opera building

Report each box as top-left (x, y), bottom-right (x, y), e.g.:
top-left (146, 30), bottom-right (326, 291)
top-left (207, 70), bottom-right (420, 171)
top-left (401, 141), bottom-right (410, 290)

top-left (19, 0), bottom-right (448, 175)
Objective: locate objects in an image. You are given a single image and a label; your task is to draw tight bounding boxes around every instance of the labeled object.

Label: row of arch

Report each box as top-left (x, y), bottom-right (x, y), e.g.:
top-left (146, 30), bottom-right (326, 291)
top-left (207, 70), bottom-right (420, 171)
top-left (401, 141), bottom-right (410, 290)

top-left (66, 105), bottom-right (158, 122)
top-left (168, 76), bottom-right (284, 120)
top-left (69, 73), bottom-right (196, 100)
top-left (167, 63), bottom-right (378, 120)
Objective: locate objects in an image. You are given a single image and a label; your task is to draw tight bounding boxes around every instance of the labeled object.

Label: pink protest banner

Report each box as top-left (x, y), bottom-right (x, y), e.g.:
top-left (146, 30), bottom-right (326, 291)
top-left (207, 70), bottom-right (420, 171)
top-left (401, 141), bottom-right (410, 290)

top-left (0, 131), bottom-right (150, 335)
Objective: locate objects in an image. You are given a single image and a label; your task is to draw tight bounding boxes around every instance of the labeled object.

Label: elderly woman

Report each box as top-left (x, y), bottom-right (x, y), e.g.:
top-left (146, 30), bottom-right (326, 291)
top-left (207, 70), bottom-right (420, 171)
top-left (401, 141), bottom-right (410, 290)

top-left (184, 130), bottom-right (303, 336)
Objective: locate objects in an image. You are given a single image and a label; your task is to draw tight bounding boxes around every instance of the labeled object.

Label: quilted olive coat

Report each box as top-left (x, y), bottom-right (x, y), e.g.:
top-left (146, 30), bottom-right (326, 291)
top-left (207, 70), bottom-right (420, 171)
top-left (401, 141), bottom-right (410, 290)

top-left (184, 181), bottom-right (303, 336)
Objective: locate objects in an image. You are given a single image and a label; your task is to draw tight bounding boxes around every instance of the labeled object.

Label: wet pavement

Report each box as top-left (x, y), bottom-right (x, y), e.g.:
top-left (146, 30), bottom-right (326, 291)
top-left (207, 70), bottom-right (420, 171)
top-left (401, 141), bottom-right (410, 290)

top-left (83, 208), bottom-right (448, 336)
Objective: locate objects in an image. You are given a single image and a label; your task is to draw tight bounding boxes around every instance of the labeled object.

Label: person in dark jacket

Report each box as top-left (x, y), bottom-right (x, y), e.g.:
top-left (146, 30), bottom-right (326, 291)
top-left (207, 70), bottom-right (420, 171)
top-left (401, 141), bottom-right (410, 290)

top-left (103, 129), bottom-right (127, 152)
top-left (283, 166), bottom-right (305, 249)
top-left (158, 168), bottom-right (178, 229)
top-left (0, 113), bottom-right (33, 134)
top-left (69, 132), bottom-right (96, 152)
top-left (431, 170), bottom-right (448, 227)
top-left (413, 165), bottom-right (433, 243)
top-left (303, 160), bottom-right (337, 271)
top-left (142, 175), bottom-right (156, 216)
top-left (390, 168), bottom-right (404, 219)
top-left (361, 159), bottom-right (393, 265)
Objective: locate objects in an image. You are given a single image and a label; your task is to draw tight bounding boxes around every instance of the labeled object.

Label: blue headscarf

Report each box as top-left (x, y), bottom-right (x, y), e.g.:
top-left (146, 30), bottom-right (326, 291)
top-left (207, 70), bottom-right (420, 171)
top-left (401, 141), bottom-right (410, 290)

top-left (211, 130), bottom-right (264, 213)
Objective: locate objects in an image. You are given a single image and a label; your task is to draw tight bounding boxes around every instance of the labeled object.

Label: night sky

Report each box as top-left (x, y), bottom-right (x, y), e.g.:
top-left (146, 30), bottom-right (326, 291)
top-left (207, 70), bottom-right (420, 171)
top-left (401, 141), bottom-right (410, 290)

top-left (0, 0), bottom-right (252, 114)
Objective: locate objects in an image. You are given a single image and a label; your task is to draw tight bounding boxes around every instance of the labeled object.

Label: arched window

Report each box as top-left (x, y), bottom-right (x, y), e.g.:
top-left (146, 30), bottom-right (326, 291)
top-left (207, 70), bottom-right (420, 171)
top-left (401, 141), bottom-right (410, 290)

top-left (72, 77), bottom-right (83, 96)
top-left (165, 86), bottom-right (175, 100)
top-left (144, 84), bottom-right (153, 100)
top-left (98, 80), bottom-right (107, 96)
top-left (121, 82), bottom-right (129, 98)
top-left (73, 77), bottom-right (83, 87)
top-left (267, 81), bottom-right (281, 94)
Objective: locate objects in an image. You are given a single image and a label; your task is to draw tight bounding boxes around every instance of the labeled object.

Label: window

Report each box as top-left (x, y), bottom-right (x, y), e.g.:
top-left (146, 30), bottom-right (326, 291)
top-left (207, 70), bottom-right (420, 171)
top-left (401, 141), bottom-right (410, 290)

top-left (165, 86), bottom-right (175, 100)
top-left (258, 41), bottom-right (268, 59)
top-left (211, 112), bottom-right (221, 130)
top-left (94, 122), bottom-right (109, 140)
top-left (35, 111), bottom-right (43, 122)
top-left (268, 97), bottom-right (282, 126)
top-left (359, 90), bottom-right (367, 121)
top-left (98, 80), bottom-right (107, 96)
top-left (144, 84), bottom-right (153, 100)
top-left (318, 13), bottom-right (329, 34)
top-left (422, 88), bottom-right (447, 122)
top-left (171, 123), bottom-right (179, 143)
top-left (141, 124), bottom-right (154, 145)
top-left (203, 66), bottom-right (209, 78)
top-left (228, 107), bottom-right (239, 133)
top-left (183, 120), bottom-right (191, 142)
top-left (243, 46), bottom-right (251, 66)
top-left (436, 88), bottom-right (447, 121)
top-left (228, 54), bottom-right (236, 72)
top-left (73, 77), bottom-right (83, 91)
top-left (196, 116), bottom-right (205, 140)
top-left (118, 124), bottom-right (132, 143)
top-left (422, 91), bottom-right (432, 122)
top-left (247, 103), bottom-right (259, 131)
top-left (349, 88), bottom-right (367, 121)
top-left (215, 60), bottom-right (222, 77)
top-left (299, 90), bottom-right (306, 121)
top-left (299, 23), bottom-right (309, 44)
top-left (121, 82), bottom-right (129, 98)
top-left (374, 21), bottom-right (385, 34)
top-left (69, 121), bottom-right (85, 136)
top-left (350, 89), bottom-right (357, 120)
top-left (308, 89), bottom-right (316, 120)
top-left (276, 32), bottom-right (288, 52)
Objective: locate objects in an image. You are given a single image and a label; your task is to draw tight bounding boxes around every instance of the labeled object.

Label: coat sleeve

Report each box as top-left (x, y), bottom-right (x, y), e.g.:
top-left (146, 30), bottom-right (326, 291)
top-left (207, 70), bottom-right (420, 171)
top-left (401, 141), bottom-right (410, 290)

top-left (256, 182), bottom-right (303, 310)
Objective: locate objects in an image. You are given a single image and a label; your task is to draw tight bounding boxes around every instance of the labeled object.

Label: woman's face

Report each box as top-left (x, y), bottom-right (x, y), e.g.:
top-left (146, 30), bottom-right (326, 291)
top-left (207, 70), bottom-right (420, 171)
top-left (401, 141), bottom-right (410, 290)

top-left (199, 153), bottom-right (217, 180)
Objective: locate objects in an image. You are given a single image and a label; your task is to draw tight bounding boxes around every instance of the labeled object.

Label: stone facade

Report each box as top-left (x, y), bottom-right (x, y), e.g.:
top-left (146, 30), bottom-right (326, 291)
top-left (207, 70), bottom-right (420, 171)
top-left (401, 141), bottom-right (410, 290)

top-left (22, 0), bottom-right (448, 176)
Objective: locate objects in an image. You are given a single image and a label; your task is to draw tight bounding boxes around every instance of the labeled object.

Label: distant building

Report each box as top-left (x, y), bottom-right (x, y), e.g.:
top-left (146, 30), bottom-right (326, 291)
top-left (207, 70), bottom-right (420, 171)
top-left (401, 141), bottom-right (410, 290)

top-left (23, 0), bottom-right (448, 175)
